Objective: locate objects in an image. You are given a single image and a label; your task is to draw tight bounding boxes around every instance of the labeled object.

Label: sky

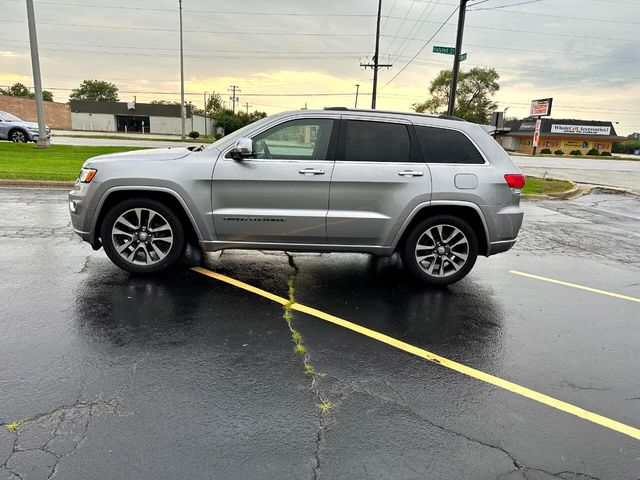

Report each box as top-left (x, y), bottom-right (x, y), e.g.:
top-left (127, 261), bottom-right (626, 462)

top-left (1, 0), bottom-right (639, 135)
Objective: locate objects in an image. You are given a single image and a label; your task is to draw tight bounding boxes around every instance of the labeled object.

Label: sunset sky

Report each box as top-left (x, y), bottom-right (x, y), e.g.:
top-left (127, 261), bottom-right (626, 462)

top-left (1, 0), bottom-right (639, 134)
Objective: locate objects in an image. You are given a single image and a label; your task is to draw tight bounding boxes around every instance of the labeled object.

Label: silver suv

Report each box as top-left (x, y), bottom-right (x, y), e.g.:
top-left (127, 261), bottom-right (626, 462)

top-left (69, 108), bottom-right (524, 285)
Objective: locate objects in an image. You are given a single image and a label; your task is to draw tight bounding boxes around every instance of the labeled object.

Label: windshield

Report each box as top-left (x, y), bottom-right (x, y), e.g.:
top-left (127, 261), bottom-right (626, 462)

top-left (0, 112), bottom-right (22, 122)
top-left (205, 117), bottom-right (271, 150)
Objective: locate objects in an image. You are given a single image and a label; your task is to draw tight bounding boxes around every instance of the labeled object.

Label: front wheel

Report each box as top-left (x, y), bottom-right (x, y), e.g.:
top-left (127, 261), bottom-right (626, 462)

top-left (10, 130), bottom-right (28, 143)
top-left (100, 198), bottom-right (185, 274)
top-left (401, 215), bottom-right (478, 286)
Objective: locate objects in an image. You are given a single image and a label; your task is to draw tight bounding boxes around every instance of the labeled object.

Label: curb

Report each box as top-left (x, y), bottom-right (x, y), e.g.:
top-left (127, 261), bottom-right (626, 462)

top-left (523, 179), bottom-right (580, 200)
top-left (0, 179), bottom-right (75, 190)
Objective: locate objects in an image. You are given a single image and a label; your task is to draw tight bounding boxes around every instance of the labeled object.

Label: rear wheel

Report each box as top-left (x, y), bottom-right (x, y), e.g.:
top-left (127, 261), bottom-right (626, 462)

top-left (10, 129), bottom-right (28, 143)
top-left (101, 198), bottom-right (185, 274)
top-left (401, 215), bottom-right (478, 286)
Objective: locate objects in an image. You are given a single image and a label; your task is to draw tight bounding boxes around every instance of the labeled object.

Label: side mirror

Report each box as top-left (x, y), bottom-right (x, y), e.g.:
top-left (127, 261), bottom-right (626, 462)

top-left (230, 137), bottom-right (253, 160)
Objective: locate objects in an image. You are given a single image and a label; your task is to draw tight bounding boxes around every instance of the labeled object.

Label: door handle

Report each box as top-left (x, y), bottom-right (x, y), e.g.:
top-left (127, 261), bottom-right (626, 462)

top-left (398, 170), bottom-right (424, 177)
top-left (299, 168), bottom-right (325, 175)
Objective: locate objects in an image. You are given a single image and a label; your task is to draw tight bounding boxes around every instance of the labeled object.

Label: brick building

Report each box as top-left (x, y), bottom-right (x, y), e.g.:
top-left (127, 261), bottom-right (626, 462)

top-left (0, 95), bottom-right (71, 129)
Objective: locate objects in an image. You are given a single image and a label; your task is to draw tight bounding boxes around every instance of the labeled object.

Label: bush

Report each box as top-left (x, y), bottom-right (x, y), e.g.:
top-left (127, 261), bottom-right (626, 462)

top-left (586, 148), bottom-right (600, 156)
top-left (554, 150), bottom-right (564, 155)
top-left (188, 131), bottom-right (200, 139)
top-left (570, 150), bottom-right (582, 155)
top-left (601, 151), bottom-right (612, 156)
top-left (540, 148), bottom-right (552, 154)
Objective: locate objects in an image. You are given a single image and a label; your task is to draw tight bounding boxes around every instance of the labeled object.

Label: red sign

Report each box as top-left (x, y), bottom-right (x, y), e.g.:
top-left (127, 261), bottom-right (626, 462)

top-left (530, 98), bottom-right (553, 117)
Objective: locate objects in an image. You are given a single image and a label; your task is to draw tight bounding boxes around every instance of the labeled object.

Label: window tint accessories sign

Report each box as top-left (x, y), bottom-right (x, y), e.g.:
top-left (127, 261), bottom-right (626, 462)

top-left (532, 119), bottom-right (542, 147)
top-left (530, 98), bottom-right (553, 117)
top-left (551, 124), bottom-right (611, 136)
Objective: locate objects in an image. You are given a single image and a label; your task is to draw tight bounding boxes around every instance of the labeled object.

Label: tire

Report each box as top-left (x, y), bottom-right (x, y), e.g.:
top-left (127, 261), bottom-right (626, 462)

top-left (100, 198), bottom-right (185, 274)
top-left (9, 129), bottom-right (28, 143)
top-left (401, 215), bottom-right (478, 286)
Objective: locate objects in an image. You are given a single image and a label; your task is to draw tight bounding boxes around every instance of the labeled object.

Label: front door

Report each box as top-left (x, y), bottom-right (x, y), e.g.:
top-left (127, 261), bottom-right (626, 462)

top-left (327, 117), bottom-right (432, 246)
top-left (212, 117), bottom-right (337, 244)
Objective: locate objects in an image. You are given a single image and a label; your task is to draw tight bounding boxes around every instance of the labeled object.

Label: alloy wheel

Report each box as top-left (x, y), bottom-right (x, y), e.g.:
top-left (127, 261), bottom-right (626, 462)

top-left (111, 208), bottom-right (174, 266)
top-left (11, 131), bottom-right (26, 143)
top-left (414, 224), bottom-right (469, 277)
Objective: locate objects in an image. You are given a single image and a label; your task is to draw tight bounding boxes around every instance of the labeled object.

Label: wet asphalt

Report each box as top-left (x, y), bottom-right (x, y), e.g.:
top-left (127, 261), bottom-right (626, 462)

top-left (1, 188), bottom-right (639, 480)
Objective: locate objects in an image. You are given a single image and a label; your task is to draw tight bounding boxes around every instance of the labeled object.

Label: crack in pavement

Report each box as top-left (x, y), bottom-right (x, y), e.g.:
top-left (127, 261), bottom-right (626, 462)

top-left (282, 253), bottom-right (335, 480)
top-left (1, 390), bottom-right (122, 480)
top-left (320, 373), bottom-right (601, 480)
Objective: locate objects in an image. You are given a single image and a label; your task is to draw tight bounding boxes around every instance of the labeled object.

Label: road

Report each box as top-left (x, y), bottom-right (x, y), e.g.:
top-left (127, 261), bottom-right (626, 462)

top-left (1, 188), bottom-right (639, 479)
top-left (513, 155), bottom-right (640, 193)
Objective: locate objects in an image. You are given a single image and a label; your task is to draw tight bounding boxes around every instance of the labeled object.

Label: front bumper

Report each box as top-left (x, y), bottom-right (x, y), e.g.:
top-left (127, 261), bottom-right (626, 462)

top-left (28, 131), bottom-right (51, 142)
top-left (69, 182), bottom-right (102, 249)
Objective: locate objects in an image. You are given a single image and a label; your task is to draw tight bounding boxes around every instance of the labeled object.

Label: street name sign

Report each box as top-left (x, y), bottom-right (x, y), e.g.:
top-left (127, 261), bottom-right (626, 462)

top-left (433, 46), bottom-right (456, 55)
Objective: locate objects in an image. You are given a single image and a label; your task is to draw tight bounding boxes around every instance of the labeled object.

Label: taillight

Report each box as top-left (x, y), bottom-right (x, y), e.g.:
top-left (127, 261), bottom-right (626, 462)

top-left (504, 174), bottom-right (525, 189)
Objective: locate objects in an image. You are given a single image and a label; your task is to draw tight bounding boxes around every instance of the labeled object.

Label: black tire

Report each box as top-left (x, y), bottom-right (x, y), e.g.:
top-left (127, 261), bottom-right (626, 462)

top-left (100, 198), bottom-right (185, 274)
top-left (9, 129), bottom-right (28, 143)
top-left (401, 215), bottom-right (478, 286)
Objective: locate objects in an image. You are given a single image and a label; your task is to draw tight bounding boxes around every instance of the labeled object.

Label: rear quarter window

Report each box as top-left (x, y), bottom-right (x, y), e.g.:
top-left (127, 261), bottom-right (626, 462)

top-left (415, 126), bottom-right (485, 164)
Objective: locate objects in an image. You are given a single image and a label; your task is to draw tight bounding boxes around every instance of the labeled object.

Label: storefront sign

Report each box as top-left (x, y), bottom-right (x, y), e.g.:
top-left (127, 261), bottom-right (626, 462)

top-left (551, 124), bottom-right (611, 135)
top-left (530, 98), bottom-right (553, 117)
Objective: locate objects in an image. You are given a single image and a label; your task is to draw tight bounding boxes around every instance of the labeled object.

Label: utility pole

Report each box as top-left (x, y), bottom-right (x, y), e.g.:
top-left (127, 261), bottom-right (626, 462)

top-left (203, 91), bottom-right (208, 137)
top-left (25, 0), bottom-right (49, 148)
top-left (179, 0), bottom-right (185, 140)
top-left (360, 0), bottom-right (391, 109)
top-left (228, 85), bottom-right (240, 114)
top-left (354, 84), bottom-right (360, 108)
top-left (244, 102), bottom-right (252, 115)
top-left (447, 0), bottom-right (467, 116)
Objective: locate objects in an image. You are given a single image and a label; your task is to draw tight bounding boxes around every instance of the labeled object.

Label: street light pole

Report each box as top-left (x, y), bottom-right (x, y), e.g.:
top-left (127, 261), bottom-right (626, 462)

top-left (25, 0), bottom-right (49, 148)
top-left (354, 84), bottom-right (360, 108)
top-left (447, 0), bottom-right (467, 117)
top-left (179, 0), bottom-right (186, 140)
top-left (203, 91), bottom-right (207, 137)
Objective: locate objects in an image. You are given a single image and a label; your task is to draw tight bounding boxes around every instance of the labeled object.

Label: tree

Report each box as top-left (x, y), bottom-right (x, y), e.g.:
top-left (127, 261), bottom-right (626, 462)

top-left (214, 109), bottom-right (268, 135)
top-left (205, 92), bottom-right (224, 116)
top-left (150, 100), bottom-right (180, 105)
top-left (412, 67), bottom-right (500, 124)
top-left (0, 82), bottom-right (54, 102)
top-left (69, 80), bottom-right (119, 102)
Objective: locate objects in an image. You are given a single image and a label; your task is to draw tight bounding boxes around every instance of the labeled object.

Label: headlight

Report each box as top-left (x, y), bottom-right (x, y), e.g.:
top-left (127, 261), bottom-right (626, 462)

top-left (27, 126), bottom-right (39, 131)
top-left (78, 168), bottom-right (97, 183)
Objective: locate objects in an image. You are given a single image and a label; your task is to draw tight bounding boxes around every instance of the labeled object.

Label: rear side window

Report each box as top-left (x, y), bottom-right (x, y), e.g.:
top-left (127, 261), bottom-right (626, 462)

top-left (341, 120), bottom-right (411, 162)
top-left (415, 126), bottom-right (485, 164)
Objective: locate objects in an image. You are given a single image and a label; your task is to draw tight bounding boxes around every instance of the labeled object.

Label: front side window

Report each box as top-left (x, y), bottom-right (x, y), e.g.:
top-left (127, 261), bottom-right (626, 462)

top-left (415, 126), bottom-right (485, 164)
top-left (341, 120), bottom-right (411, 162)
top-left (252, 118), bottom-right (334, 160)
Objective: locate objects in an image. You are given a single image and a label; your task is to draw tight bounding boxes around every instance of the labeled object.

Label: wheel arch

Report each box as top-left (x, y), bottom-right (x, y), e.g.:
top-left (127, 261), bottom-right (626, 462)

top-left (393, 202), bottom-right (490, 256)
top-left (91, 187), bottom-right (202, 249)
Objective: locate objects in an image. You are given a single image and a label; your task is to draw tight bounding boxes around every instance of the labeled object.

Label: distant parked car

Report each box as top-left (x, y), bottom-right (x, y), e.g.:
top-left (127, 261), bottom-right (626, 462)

top-left (69, 108), bottom-right (525, 285)
top-left (0, 111), bottom-right (51, 143)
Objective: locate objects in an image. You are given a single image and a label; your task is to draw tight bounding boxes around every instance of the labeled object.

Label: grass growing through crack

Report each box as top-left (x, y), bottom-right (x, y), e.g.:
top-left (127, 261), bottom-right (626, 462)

top-left (282, 253), bottom-right (334, 416)
top-left (5, 421), bottom-right (22, 432)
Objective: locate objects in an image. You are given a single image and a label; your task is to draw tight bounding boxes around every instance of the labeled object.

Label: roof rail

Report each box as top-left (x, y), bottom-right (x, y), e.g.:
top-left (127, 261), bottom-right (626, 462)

top-left (323, 107), bottom-right (465, 122)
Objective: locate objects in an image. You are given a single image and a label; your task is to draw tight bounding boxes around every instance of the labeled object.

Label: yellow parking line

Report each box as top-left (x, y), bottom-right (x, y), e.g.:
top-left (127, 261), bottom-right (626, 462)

top-left (510, 270), bottom-right (640, 304)
top-left (191, 266), bottom-right (640, 441)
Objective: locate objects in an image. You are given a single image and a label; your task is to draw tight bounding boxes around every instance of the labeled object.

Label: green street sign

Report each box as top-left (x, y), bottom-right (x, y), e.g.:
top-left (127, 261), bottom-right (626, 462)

top-left (433, 46), bottom-right (456, 55)
top-left (459, 53), bottom-right (467, 61)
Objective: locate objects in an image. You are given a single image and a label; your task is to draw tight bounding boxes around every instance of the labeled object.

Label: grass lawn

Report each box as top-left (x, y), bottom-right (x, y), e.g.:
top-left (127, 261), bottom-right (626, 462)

top-left (523, 176), bottom-right (574, 195)
top-left (0, 143), bottom-right (147, 181)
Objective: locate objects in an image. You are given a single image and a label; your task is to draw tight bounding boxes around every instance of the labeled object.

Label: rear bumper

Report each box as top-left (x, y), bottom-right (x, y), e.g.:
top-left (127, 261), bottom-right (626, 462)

top-left (480, 203), bottom-right (524, 256)
top-left (488, 239), bottom-right (517, 255)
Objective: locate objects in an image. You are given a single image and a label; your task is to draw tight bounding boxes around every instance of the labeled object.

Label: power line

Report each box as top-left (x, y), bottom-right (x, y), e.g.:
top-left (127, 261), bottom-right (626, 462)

top-left (469, 0), bottom-right (543, 11)
top-left (470, 5), bottom-right (640, 24)
top-left (389, 0), bottom-right (441, 60)
top-left (382, 6), bottom-right (460, 88)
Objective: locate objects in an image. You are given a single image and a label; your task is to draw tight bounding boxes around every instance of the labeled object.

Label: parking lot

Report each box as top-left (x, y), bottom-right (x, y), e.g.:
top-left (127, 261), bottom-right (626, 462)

top-left (1, 188), bottom-right (639, 479)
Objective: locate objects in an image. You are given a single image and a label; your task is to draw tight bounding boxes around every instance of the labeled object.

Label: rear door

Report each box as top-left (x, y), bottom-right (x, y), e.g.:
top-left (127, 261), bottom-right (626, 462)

top-left (212, 117), bottom-right (337, 244)
top-left (327, 117), bottom-right (432, 246)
